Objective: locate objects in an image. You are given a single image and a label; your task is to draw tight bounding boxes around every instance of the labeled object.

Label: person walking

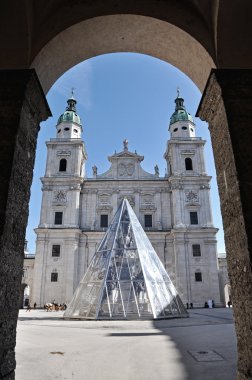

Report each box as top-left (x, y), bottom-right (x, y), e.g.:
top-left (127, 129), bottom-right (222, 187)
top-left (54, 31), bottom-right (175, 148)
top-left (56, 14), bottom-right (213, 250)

top-left (26, 302), bottom-right (31, 312)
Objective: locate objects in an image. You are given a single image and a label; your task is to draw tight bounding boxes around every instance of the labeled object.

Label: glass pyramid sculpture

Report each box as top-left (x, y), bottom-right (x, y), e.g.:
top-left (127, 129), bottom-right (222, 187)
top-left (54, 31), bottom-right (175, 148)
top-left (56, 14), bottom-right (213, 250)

top-left (64, 198), bottom-right (188, 320)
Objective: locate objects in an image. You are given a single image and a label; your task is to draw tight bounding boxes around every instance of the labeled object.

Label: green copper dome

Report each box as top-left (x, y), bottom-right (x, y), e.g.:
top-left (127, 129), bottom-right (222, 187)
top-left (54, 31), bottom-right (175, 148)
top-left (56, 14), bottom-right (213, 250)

top-left (169, 96), bottom-right (194, 126)
top-left (57, 96), bottom-right (82, 126)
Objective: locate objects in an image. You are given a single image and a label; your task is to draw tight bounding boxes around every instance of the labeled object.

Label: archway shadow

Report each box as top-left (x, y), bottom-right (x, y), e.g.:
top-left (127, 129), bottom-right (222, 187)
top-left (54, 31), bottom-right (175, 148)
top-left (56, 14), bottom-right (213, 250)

top-left (151, 308), bottom-right (237, 380)
top-left (106, 308), bottom-right (237, 380)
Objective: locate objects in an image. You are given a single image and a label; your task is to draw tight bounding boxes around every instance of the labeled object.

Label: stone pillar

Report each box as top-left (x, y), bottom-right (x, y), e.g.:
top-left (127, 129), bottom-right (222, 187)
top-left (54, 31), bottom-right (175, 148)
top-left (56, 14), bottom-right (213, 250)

top-left (0, 70), bottom-right (51, 379)
top-left (196, 69), bottom-right (252, 380)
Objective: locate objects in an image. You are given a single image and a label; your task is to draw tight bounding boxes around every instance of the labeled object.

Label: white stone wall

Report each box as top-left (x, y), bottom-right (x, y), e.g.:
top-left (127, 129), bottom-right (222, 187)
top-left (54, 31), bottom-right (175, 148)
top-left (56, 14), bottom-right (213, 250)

top-left (32, 114), bottom-right (222, 308)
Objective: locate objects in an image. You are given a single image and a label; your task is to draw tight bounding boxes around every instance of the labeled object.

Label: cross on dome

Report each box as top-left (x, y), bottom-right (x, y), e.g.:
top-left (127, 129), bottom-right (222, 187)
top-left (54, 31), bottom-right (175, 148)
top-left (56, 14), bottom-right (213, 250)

top-left (177, 86), bottom-right (180, 98)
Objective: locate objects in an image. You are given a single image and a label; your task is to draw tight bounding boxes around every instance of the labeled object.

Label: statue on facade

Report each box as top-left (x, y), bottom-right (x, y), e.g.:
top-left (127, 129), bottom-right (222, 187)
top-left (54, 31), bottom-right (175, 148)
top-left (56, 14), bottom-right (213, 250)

top-left (154, 164), bottom-right (159, 176)
top-left (123, 139), bottom-right (128, 151)
top-left (92, 165), bottom-right (97, 176)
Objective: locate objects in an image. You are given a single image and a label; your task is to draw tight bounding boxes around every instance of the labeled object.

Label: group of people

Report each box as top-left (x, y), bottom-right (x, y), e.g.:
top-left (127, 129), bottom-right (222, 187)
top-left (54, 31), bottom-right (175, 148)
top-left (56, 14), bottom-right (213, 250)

top-left (186, 302), bottom-right (194, 309)
top-left (25, 302), bottom-right (36, 312)
top-left (44, 301), bottom-right (67, 312)
top-left (25, 300), bottom-right (67, 312)
top-left (204, 300), bottom-right (215, 308)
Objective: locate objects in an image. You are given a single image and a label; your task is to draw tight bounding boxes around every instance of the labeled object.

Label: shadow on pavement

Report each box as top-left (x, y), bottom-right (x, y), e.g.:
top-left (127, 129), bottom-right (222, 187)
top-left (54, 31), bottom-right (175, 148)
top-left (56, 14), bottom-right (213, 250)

top-left (151, 308), bottom-right (237, 380)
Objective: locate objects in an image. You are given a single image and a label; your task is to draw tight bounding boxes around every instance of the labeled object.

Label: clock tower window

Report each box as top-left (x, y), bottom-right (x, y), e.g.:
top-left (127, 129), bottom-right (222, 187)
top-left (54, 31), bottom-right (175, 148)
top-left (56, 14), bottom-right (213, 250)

top-left (185, 157), bottom-right (193, 171)
top-left (190, 212), bottom-right (198, 225)
top-left (59, 158), bottom-right (67, 172)
top-left (54, 212), bottom-right (63, 225)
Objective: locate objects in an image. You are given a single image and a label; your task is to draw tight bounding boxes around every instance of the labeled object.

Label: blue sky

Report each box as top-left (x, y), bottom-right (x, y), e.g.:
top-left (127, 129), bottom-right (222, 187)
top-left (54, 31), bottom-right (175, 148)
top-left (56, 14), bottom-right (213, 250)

top-left (26, 53), bottom-right (226, 254)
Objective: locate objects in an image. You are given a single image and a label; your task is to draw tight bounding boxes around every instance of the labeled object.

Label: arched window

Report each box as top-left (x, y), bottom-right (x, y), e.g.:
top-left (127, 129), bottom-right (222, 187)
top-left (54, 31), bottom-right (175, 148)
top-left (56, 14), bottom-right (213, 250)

top-left (59, 158), bottom-right (67, 172)
top-left (185, 157), bottom-right (193, 170)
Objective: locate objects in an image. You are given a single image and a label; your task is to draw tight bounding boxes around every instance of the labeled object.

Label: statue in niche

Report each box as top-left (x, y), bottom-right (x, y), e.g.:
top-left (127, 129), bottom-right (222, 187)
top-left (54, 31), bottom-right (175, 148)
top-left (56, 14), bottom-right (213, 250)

top-left (154, 164), bottom-right (159, 176)
top-left (92, 165), bottom-right (97, 176)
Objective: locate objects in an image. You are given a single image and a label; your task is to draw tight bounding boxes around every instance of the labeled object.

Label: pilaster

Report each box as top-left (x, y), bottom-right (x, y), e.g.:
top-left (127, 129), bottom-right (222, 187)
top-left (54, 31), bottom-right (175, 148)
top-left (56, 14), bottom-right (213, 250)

top-left (0, 69), bottom-right (51, 378)
top-left (197, 69), bottom-right (252, 380)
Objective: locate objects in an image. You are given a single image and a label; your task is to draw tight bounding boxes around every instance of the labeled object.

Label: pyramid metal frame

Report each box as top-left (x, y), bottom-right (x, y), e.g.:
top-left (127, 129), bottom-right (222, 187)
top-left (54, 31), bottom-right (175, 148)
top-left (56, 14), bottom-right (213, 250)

top-left (64, 198), bottom-right (188, 320)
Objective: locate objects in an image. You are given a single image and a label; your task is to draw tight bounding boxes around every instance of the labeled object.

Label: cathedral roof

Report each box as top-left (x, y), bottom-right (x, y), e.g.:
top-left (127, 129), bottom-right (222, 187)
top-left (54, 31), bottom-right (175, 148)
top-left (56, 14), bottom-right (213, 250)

top-left (169, 95), bottom-right (194, 126)
top-left (92, 140), bottom-right (158, 180)
top-left (108, 139), bottom-right (144, 162)
top-left (57, 95), bottom-right (82, 126)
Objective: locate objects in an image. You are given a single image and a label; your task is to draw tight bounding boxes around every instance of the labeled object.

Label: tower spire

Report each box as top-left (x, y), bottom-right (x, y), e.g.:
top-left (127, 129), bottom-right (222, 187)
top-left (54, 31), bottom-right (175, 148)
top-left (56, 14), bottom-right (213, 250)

top-left (66, 89), bottom-right (77, 112)
top-left (56, 92), bottom-right (83, 138)
top-left (177, 86), bottom-right (180, 98)
top-left (174, 89), bottom-right (185, 111)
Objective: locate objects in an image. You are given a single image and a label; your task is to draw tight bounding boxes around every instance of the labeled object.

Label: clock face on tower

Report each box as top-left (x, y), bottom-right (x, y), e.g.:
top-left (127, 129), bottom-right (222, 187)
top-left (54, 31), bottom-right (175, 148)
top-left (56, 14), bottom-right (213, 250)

top-left (185, 190), bottom-right (199, 203)
top-left (55, 190), bottom-right (67, 203)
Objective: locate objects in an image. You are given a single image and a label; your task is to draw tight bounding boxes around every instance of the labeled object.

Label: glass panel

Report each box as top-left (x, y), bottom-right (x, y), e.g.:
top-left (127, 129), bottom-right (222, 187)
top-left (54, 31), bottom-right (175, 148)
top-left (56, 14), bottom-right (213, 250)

top-left (126, 284), bottom-right (140, 318)
top-left (64, 198), bottom-right (188, 320)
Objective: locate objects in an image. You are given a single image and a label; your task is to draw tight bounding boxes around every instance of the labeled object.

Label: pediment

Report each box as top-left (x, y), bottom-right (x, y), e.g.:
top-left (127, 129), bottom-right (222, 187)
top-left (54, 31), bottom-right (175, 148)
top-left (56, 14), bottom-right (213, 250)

top-left (108, 150), bottom-right (144, 162)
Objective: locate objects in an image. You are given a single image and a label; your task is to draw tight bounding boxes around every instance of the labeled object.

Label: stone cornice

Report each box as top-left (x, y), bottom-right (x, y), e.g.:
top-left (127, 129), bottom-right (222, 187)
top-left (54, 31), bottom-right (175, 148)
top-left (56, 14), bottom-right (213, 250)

top-left (47, 139), bottom-right (83, 145)
top-left (168, 138), bottom-right (205, 145)
top-left (41, 176), bottom-right (83, 184)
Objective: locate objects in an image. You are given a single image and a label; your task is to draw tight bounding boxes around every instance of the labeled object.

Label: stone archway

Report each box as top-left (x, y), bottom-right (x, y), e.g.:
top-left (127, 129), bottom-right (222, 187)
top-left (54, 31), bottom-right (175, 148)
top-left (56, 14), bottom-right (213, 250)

top-left (19, 284), bottom-right (28, 309)
top-left (224, 284), bottom-right (232, 306)
top-left (31, 15), bottom-right (214, 94)
top-left (0, 8), bottom-right (252, 380)
top-left (30, 20), bottom-right (251, 378)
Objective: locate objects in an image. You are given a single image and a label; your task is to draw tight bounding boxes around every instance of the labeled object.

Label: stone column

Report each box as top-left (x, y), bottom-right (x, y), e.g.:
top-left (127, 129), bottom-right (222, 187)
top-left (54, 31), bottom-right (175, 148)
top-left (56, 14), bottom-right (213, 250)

top-left (196, 69), bottom-right (252, 380)
top-left (0, 70), bottom-right (51, 379)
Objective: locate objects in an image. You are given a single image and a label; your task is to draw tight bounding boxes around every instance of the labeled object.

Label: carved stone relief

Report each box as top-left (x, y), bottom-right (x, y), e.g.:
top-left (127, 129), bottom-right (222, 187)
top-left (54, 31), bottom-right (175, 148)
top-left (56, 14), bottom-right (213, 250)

top-left (185, 190), bottom-right (199, 203)
top-left (140, 204), bottom-right (156, 211)
top-left (181, 150), bottom-right (195, 155)
top-left (140, 193), bottom-right (156, 211)
top-left (53, 190), bottom-right (67, 204)
top-left (118, 195), bottom-right (135, 207)
top-left (57, 150), bottom-right (71, 157)
top-left (97, 193), bottom-right (112, 211)
top-left (98, 193), bottom-right (110, 204)
top-left (171, 182), bottom-right (184, 190)
top-left (200, 184), bottom-right (211, 189)
top-left (96, 205), bottom-right (113, 211)
top-left (118, 162), bottom-right (135, 177)
top-left (69, 184), bottom-right (81, 190)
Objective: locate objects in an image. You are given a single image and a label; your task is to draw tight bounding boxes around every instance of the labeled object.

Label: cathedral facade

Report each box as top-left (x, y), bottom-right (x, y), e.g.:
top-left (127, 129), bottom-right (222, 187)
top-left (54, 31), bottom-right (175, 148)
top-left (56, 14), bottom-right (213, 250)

top-left (32, 95), bottom-right (221, 308)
